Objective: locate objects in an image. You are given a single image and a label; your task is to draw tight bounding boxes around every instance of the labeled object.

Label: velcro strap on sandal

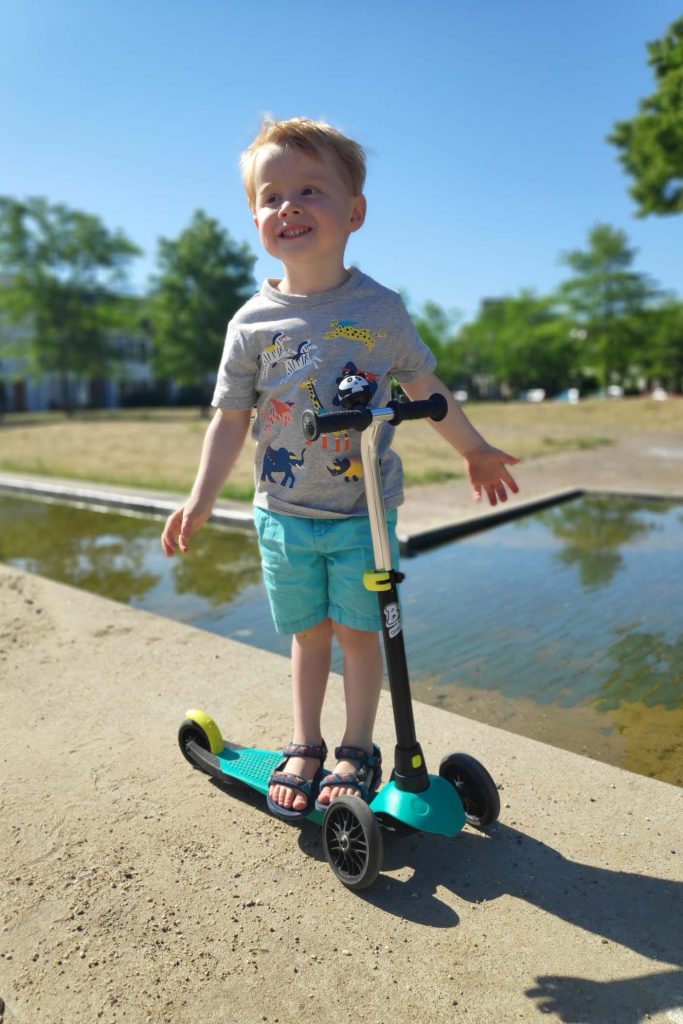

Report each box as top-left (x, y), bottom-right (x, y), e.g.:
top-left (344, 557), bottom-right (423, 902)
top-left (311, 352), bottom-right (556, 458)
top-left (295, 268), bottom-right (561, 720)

top-left (281, 741), bottom-right (328, 762)
top-left (269, 771), bottom-right (311, 793)
top-left (334, 745), bottom-right (380, 767)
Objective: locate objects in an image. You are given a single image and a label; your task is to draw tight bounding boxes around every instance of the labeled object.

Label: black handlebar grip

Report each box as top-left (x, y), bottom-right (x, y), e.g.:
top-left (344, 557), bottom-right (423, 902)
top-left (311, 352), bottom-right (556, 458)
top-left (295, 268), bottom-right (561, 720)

top-left (388, 393), bottom-right (448, 425)
top-left (301, 407), bottom-right (373, 441)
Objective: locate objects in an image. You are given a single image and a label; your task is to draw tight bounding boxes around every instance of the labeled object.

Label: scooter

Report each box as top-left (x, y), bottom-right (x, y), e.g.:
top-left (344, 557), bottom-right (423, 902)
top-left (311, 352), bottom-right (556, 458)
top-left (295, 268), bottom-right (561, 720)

top-left (178, 378), bottom-right (500, 890)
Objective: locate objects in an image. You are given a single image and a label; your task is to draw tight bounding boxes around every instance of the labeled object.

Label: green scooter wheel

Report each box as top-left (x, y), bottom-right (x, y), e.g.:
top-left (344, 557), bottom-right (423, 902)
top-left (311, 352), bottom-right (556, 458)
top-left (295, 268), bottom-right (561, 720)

top-left (322, 796), bottom-right (383, 890)
top-left (439, 753), bottom-right (500, 828)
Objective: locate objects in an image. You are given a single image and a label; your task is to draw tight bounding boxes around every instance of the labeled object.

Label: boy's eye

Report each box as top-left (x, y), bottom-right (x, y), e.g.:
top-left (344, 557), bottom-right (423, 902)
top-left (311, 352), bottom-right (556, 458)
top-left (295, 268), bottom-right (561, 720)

top-left (301, 186), bottom-right (317, 196)
top-left (265, 194), bottom-right (279, 206)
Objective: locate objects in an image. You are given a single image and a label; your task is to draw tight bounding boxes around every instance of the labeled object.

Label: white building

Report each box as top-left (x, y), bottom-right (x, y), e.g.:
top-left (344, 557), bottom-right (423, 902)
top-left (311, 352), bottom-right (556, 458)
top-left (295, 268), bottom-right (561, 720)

top-left (0, 318), bottom-right (165, 412)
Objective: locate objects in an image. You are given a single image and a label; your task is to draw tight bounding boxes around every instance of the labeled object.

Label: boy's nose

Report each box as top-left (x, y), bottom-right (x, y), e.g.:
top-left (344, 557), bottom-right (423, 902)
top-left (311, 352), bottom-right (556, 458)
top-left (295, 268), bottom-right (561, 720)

top-left (278, 199), bottom-right (301, 218)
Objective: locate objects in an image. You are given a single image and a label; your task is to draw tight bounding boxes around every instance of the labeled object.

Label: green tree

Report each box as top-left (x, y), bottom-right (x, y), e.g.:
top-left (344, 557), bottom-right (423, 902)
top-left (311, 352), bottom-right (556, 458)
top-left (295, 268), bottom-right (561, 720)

top-left (149, 211), bottom-right (256, 413)
top-left (609, 17), bottom-right (683, 215)
top-left (558, 224), bottom-right (656, 388)
top-left (411, 300), bottom-right (464, 387)
top-left (457, 292), bottom-right (575, 395)
top-left (632, 299), bottom-right (683, 391)
top-left (0, 196), bottom-right (141, 411)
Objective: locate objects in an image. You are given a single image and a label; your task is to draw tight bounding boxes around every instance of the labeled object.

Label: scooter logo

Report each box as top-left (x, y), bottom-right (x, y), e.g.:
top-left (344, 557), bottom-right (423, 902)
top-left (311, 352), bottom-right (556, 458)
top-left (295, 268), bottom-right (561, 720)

top-left (384, 602), bottom-right (402, 638)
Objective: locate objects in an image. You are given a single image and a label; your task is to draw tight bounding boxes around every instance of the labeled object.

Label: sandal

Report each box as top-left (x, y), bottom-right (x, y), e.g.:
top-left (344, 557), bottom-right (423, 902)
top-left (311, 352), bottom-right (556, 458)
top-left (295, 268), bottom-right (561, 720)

top-left (266, 740), bottom-right (328, 822)
top-left (315, 744), bottom-right (382, 812)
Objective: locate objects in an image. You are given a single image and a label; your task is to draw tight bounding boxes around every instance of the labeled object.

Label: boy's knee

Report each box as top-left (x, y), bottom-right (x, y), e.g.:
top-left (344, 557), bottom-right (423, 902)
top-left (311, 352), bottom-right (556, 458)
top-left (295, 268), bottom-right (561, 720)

top-left (294, 618), bottom-right (333, 644)
top-left (332, 621), bottom-right (379, 651)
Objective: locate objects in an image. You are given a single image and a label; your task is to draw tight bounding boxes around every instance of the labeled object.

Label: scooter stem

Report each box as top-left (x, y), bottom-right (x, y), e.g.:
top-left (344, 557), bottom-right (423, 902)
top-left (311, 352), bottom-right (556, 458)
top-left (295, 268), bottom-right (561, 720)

top-left (360, 411), bottom-right (430, 793)
top-left (360, 409), bottom-right (394, 571)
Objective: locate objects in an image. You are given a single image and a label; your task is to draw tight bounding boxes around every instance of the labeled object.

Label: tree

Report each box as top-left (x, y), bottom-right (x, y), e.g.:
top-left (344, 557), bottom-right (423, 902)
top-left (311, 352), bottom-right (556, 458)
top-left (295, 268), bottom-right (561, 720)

top-left (0, 197), bottom-right (141, 410)
top-left (149, 211), bottom-right (256, 413)
top-left (558, 224), bottom-right (657, 387)
top-left (410, 300), bottom-right (464, 387)
top-left (457, 292), bottom-right (576, 396)
top-left (632, 298), bottom-right (683, 391)
top-left (609, 18), bottom-right (683, 215)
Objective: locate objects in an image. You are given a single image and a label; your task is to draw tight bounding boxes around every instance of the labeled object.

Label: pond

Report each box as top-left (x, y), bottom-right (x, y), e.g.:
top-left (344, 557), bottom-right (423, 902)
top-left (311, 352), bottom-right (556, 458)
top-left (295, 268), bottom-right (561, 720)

top-left (1, 491), bottom-right (681, 786)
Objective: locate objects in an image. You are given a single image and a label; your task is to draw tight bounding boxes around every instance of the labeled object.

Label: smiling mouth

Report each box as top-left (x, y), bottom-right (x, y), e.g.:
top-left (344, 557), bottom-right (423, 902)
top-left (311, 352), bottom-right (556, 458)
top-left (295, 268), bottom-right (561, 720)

top-left (279, 227), bottom-right (312, 239)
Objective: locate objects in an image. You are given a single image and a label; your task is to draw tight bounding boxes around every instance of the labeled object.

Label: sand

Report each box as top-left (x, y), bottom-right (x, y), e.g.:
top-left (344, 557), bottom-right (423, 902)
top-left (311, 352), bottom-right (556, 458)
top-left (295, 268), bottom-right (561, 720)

top-left (2, 563), bottom-right (682, 1024)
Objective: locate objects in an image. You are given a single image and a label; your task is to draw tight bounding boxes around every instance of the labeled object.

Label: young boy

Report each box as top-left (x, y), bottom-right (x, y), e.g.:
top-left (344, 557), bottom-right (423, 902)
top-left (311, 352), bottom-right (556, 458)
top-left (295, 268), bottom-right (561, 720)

top-left (161, 117), bottom-right (520, 821)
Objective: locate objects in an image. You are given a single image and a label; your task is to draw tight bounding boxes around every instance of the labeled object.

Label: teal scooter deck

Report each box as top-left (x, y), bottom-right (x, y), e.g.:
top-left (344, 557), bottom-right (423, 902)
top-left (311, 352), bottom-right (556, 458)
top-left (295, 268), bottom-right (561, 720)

top-left (186, 738), bottom-right (466, 835)
top-left (187, 740), bottom-right (327, 825)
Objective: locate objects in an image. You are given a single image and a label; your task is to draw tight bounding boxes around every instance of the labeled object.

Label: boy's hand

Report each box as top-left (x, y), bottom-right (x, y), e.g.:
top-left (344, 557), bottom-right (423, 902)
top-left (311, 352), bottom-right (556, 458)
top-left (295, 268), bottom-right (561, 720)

top-left (160, 407), bottom-right (250, 557)
top-left (465, 444), bottom-right (520, 506)
top-left (161, 500), bottom-right (212, 556)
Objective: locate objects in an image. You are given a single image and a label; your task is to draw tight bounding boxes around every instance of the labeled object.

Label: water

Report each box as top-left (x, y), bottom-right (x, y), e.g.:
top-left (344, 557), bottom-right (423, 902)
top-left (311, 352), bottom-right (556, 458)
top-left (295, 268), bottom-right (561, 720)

top-left (1, 492), bottom-right (681, 784)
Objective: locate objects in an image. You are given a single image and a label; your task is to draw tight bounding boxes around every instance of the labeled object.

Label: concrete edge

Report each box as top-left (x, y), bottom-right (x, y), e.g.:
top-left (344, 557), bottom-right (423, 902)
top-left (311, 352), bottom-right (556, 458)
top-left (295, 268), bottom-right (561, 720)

top-left (2, 473), bottom-right (681, 554)
top-left (0, 474), bottom-right (255, 530)
top-left (398, 488), bottom-right (584, 554)
top-left (399, 487), bottom-right (683, 554)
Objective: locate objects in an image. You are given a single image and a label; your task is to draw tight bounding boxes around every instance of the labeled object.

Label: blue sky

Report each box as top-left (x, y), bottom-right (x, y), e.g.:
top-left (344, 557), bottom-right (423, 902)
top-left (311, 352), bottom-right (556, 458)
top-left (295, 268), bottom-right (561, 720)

top-left (2, 1), bottom-right (681, 321)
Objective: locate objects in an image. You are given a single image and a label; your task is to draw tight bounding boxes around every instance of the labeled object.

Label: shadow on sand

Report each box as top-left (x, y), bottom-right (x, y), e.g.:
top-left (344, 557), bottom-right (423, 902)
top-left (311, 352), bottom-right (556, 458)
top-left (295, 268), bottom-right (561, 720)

top-left (376, 821), bottom-right (682, 1022)
top-left (211, 778), bottom-right (683, 1023)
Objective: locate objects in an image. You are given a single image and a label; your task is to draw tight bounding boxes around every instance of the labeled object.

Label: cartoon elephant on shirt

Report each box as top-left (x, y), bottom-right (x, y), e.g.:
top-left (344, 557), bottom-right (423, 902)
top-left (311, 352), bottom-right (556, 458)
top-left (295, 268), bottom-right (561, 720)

top-left (327, 456), bottom-right (363, 482)
top-left (261, 446), bottom-right (306, 488)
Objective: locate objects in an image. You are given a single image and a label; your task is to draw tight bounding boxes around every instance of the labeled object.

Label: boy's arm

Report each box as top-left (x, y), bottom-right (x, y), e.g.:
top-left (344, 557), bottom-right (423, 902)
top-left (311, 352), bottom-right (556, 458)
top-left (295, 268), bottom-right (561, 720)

top-left (401, 372), bottom-right (520, 506)
top-left (161, 407), bottom-right (252, 556)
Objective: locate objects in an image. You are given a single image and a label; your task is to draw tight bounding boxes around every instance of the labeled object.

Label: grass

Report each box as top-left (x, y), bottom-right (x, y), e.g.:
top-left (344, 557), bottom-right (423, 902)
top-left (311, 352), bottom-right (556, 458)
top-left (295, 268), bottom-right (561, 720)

top-left (0, 397), bottom-right (681, 499)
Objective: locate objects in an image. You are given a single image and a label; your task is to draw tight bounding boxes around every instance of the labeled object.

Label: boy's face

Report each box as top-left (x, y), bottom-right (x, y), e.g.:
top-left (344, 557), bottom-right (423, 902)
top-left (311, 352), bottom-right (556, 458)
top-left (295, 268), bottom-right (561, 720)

top-left (251, 144), bottom-right (366, 279)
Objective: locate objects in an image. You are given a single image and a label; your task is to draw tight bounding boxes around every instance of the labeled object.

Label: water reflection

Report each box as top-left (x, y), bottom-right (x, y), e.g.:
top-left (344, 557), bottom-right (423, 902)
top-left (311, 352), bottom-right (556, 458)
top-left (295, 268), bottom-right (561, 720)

top-left (1, 491), bottom-right (682, 784)
top-left (169, 529), bottom-right (262, 606)
top-left (597, 629), bottom-right (683, 712)
top-left (0, 499), bottom-right (160, 602)
top-left (534, 495), bottom-right (672, 590)
top-left (0, 496), bottom-right (262, 608)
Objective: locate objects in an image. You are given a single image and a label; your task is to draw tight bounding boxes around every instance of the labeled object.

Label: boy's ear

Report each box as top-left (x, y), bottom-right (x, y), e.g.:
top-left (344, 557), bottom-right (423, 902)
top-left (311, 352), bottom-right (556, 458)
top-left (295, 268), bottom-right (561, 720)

top-left (349, 194), bottom-right (367, 233)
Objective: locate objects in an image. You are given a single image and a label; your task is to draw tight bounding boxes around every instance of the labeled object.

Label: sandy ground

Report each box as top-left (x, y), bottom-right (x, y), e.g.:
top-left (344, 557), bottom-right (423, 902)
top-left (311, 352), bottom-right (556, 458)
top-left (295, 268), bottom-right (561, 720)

top-left (1, 433), bottom-right (683, 1024)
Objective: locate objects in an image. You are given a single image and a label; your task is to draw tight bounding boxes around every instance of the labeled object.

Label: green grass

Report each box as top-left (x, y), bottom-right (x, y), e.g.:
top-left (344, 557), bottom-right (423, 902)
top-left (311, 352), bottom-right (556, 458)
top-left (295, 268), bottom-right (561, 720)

top-left (403, 467), bottom-right (464, 486)
top-left (0, 397), bottom-right (680, 496)
top-left (539, 435), bottom-right (615, 452)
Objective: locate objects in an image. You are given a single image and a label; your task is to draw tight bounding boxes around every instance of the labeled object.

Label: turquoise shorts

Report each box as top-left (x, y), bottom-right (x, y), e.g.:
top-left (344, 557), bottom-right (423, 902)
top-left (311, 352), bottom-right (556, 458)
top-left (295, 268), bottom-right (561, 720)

top-left (253, 507), bottom-right (400, 635)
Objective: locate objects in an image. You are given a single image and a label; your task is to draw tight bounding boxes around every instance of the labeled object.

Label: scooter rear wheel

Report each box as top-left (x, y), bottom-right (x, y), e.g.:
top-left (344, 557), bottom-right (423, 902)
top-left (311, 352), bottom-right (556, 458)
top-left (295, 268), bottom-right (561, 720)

top-left (178, 719), bottom-right (212, 765)
top-left (322, 796), bottom-right (383, 890)
top-left (439, 753), bottom-right (500, 827)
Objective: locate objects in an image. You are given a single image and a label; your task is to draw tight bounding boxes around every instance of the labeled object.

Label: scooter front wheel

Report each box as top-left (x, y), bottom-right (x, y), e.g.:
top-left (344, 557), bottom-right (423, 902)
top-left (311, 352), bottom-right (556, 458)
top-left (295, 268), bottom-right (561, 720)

top-left (439, 753), bottom-right (500, 828)
top-left (322, 796), bottom-right (383, 890)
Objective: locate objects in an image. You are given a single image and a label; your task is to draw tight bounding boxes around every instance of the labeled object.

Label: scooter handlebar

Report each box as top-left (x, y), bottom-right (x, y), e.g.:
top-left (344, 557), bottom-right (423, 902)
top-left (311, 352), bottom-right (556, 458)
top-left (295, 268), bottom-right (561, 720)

top-left (387, 392), bottom-right (448, 425)
top-left (301, 392), bottom-right (448, 441)
top-left (302, 406), bottom-right (372, 441)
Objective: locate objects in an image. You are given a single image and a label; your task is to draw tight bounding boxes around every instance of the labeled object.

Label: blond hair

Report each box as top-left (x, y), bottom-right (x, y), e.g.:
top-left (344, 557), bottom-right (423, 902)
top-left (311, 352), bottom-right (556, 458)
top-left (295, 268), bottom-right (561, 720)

top-left (240, 116), bottom-right (366, 209)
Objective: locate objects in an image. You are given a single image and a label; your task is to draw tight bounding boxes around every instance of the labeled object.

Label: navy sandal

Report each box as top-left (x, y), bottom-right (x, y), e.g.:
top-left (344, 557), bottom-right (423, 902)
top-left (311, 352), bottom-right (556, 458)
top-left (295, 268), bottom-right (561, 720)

top-left (266, 740), bottom-right (328, 822)
top-left (315, 744), bottom-right (382, 812)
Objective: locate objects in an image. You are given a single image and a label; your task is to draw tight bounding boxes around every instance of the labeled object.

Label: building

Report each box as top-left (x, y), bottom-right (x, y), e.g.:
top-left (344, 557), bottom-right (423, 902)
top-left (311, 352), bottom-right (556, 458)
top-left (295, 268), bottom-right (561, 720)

top-left (0, 316), bottom-right (169, 413)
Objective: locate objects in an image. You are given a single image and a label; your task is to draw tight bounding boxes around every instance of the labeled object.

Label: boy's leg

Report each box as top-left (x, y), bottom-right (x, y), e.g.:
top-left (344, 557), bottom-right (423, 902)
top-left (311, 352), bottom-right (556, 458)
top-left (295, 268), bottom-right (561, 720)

top-left (268, 617), bottom-right (332, 813)
top-left (316, 622), bottom-right (383, 805)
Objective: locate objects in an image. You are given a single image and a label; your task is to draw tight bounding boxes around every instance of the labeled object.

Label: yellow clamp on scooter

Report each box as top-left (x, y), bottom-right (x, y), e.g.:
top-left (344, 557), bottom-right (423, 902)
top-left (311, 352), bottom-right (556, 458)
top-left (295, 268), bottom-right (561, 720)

top-left (363, 570), bottom-right (393, 592)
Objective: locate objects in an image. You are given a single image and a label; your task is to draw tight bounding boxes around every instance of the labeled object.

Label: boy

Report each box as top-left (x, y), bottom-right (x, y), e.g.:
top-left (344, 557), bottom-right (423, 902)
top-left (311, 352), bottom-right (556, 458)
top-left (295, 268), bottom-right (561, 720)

top-left (161, 117), bottom-right (520, 821)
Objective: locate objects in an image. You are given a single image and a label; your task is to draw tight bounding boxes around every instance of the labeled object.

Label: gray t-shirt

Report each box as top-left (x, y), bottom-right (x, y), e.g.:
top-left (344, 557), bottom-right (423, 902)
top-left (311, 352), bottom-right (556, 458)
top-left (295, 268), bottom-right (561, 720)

top-left (212, 268), bottom-right (436, 518)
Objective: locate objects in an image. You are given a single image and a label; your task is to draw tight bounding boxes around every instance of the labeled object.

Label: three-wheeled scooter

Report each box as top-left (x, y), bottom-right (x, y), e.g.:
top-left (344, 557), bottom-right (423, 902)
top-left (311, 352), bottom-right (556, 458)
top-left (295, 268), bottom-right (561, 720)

top-left (178, 379), bottom-right (500, 890)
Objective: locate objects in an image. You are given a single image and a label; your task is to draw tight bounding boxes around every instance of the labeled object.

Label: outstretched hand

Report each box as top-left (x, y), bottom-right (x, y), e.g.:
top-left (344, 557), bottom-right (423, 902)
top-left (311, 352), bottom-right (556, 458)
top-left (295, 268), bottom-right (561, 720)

top-left (160, 499), bottom-right (212, 557)
top-left (465, 444), bottom-right (520, 506)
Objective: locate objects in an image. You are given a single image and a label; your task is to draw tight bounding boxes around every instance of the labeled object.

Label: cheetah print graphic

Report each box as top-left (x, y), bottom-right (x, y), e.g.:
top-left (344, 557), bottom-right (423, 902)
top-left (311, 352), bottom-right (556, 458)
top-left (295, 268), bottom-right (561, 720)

top-left (323, 319), bottom-right (387, 351)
